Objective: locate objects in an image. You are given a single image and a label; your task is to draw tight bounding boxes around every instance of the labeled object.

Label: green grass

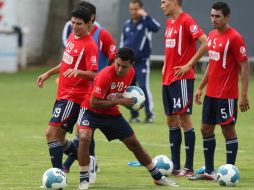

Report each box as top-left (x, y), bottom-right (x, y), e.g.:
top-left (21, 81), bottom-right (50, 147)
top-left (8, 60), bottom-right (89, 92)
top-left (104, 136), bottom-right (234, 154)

top-left (0, 67), bottom-right (254, 190)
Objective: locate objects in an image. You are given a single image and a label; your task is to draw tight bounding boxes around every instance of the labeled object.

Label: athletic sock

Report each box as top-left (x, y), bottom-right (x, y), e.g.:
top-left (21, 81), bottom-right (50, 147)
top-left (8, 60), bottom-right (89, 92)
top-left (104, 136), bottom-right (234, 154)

top-left (80, 171), bottom-right (89, 183)
top-left (169, 128), bottom-right (182, 170)
top-left (149, 166), bottom-right (163, 181)
top-left (48, 141), bottom-right (63, 169)
top-left (203, 135), bottom-right (216, 174)
top-left (184, 128), bottom-right (195, 171)
top-left (62, 140), bottom-right (77, 159)
top-left (226, 138), bottom-right (238, 165)
top-left (63, 135), bottom-right (79, 169)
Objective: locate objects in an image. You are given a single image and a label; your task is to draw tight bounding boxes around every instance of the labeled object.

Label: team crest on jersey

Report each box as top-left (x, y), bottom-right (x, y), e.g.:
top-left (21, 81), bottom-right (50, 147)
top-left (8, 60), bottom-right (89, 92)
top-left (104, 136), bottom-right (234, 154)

top-left (166, 39), bottom-right (176, 48)
top-left (240, 46), bottom-right (247, 56)
top-left (111, 82), bottom-right (116, 89)
top-left (91, 56), bottom-right (97, 65)
top-left (125, 27), bottom-right (130, 32)
top-left (137, 24), bottom-right (143, 30)
top-left (94, 87), bottom-right (102, 94)
top-left (81, 120), bottom-right (89, 126)
top-left (62, 52), bottom-right (73, 65)
top-left (190, 25), bottom-right (198, 33)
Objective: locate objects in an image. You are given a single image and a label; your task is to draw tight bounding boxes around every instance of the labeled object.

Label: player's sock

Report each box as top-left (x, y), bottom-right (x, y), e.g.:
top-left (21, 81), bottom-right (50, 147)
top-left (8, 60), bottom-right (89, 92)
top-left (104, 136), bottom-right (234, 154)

top-left (89, 132), bottom-right (95, 156)
top-left (226, 138), bottom-right (238, 165)
top-left (149, 166), bottom-right (163, 180)
top-left (48, 141), bottom-right (63, 169)
top-left (169, 128), bottom-right (182, 170)
top-left (80, 171), bottom-right (89, 183)
top-left (184, 128), bottom-right (195, 171)
top-left (203, 135), bottom-right (216, 174)
top-left (62, 140), bottom-right (77, 159)
top-left (63, 135), bottom-right (79, 169)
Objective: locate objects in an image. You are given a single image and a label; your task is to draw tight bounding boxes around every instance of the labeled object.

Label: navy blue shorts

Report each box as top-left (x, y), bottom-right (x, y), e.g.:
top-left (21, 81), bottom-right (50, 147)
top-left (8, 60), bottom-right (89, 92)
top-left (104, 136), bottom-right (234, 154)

top-left (202, 96), bottom-right (238, 126)
top-left (49, 99), bottom-right (80, 133)
top-left (162, 79), bottom-right (194, 115)
top-left (77, 108), bottom-right (134, 141)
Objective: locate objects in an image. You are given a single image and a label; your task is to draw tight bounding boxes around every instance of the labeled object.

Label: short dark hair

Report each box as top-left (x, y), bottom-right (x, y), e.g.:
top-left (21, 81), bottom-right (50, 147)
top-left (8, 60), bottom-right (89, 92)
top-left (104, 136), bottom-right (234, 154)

top-left (77, 1), bottom-right (96, 23)
top-left (71, 6), bottom-right (91, 23)
top-left (212, 1), bottom-right (230, 16)
top-left (176, 0), bottom-right (182, 6)
top-left (130, 0), bottom-right (143, 8)
top-left (116, 47), bottom-right (135, 65)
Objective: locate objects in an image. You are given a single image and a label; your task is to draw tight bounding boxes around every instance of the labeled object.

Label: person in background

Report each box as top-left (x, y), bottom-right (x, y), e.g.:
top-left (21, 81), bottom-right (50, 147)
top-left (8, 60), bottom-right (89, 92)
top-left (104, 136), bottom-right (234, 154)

top-left (120, 0), bottom-right (160, 123)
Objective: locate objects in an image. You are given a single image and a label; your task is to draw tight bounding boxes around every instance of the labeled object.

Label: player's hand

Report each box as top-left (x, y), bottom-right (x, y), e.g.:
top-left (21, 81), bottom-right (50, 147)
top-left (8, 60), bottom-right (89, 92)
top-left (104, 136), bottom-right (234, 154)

top-left (63, 68), bottom-right (79, 78)
top-left (174, 63), bottom-right (192, 78)
top-left (137, 9), bottom-right (148, 17)
top-left (194, 89), bottom-right (202, 105)
top-left (36, 73), bottom-right (49, 88)
top-left (239, 95), bottom-right (249, 112)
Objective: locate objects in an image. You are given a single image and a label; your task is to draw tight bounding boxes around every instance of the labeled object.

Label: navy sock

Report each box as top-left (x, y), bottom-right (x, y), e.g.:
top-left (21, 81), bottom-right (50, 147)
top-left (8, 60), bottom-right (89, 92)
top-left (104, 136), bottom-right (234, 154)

top-left (169, 128), bottom-right (182, 170)
top-left (184, 128), bottom-right (195, 171)
top-left (62, 140), bottom-right (77, 159)
top-left (149, 167), bottom-right (163, 181)
top-left (226, 138), bottom-right (238, 165)
top-left (203, 135), bottom-right (216, 174)
top-left (89, 132), bottom-right (95, 156)
top-left (63, 135), bottom-right (79, 169)
top-left (48, 141), bottom-right (63, 169)
top-left (80, 171), bottom-right (89, 183)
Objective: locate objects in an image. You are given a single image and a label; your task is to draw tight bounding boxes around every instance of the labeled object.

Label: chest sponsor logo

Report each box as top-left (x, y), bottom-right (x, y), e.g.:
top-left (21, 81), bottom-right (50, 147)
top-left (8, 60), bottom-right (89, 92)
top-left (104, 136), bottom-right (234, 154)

top-left (166, 39), bottom-right (176, 48)
top-left (190, 25), bottom-right (198, 33)
top-left (111, 82), bottom-right (116, 89)
top-left (240, 46), bottom-right (247, 56)
top-left (106, 92), bottom-right (122, 100)
top-left (62, 52), bottom-right (73, 65)
top-left (208, 50), bottom-right (220, 61)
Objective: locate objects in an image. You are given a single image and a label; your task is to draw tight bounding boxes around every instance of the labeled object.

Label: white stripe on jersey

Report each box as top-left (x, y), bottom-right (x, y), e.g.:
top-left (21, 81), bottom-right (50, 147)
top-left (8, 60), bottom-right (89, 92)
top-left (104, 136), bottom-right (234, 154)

top-left (139, 28), bottom-right (148, 51)
top-left (74, 47), bottom-right (84, 70)
top-left (222, 39), bottom-right (230, 69)
top-left (178, 25), bottom-right (182, 55)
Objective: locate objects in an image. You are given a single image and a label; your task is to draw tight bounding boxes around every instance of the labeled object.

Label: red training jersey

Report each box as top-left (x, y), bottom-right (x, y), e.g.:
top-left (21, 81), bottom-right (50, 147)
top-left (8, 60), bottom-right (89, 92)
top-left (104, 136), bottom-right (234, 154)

top-left (90, 25), bottom-right (117, 63)
top-left (206, 27), bottom-right (248, 99)
top-left (82, 64), bottom-right (135, 116)
top-left (57, 33), bottom-right (98, 104)
top-left (163, 12), bottom-right (204, 85)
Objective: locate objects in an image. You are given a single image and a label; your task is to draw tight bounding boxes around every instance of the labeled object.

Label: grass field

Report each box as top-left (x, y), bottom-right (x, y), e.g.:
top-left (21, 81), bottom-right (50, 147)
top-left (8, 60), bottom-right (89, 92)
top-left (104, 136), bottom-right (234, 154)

top-left (0, 67), bottom-right (254, 190)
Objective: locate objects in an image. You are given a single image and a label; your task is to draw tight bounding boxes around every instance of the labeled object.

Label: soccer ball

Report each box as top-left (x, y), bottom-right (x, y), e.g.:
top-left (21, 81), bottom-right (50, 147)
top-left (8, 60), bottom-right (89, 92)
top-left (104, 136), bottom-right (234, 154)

top-left (42, 168), bottom-right (67, 189)
top-left (153, 155), bottom-right (173, 176)
top-left (216, 164), bottom-right (240, 186)
top-left (122, 86), bottom-right (146, 111)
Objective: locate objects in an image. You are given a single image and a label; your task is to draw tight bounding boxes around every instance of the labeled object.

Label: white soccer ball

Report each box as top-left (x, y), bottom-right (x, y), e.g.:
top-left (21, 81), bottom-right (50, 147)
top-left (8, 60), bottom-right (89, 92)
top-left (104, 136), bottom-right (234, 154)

top-left (122, 86), bottom-right (146, 111)
top-left (216, 164), bottom-right (240, 186)
top-left (42, 168), bottom-right (67, 189)
top-left (153, 155), bottom-right (173, 176)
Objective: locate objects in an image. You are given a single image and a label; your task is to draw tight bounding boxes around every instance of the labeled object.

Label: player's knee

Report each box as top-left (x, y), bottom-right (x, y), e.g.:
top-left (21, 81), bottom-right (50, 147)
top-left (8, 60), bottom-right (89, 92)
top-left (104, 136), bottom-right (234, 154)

top-left (201, 125), bottom-right (214, 137)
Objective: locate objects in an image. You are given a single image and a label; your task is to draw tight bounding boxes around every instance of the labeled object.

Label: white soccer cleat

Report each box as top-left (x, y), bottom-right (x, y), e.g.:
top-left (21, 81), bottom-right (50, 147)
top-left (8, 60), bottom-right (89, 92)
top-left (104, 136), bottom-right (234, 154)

top-left (154, 176), bottom-right (179, 187)
top-left (89, 156), bottom-right (97, 184)
top-left (77, 180), bottom-right (89, 190)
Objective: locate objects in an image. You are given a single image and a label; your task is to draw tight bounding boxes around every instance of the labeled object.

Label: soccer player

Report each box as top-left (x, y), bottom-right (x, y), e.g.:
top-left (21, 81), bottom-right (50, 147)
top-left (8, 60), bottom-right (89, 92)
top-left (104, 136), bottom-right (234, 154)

top-left (160, 0), bottom-right (208, 177)
top-left (76, 47), bottom-right (178, 189)
top-left (189, 1), bottom-right (250, 180)
top-left (120, 0), bottom-right (161, 123)
top-left (62, 1), bottom-right (117, 177)
top-left (36, 6), bottom-right (98, 171)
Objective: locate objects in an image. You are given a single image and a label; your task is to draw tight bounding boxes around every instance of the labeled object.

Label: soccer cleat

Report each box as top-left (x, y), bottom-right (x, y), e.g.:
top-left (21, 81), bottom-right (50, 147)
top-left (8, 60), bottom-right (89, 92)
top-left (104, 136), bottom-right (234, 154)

top-left (195, 166), bottom-right (205, 174)
top-left (77, 180), bottom-right (89, 190)
top-left (178, 168), bottom-right (194, 177)
top-left (129, 117), bottom-right (141, 123)
top-left (89, 156), bottom-right (97, 184)
top-left (188, 171), bottom-right (217, 181)
top-left (154, 176), bottom-right (179, 187)
top-left (171, 169), bottom-right (181, 176)
top-left (144, 115), bottom-right (155, 123)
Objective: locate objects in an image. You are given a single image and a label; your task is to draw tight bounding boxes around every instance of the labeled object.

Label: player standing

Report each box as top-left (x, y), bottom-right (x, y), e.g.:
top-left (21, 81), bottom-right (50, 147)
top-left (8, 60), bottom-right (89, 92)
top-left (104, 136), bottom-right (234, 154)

top-left (75, 48), bottom-right (178, 189)
top-left (190, 1), bottom-right (250, 180)
top-left (160, 0), bottom-right (208, 176)
top-left (36, 6), bottom-right (98, 170)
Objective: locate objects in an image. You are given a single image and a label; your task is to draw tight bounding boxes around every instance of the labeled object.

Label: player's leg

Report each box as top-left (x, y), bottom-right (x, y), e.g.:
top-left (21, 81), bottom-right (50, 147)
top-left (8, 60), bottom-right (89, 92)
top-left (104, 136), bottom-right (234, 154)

top-left (135, 58), bottom-right (154, 123)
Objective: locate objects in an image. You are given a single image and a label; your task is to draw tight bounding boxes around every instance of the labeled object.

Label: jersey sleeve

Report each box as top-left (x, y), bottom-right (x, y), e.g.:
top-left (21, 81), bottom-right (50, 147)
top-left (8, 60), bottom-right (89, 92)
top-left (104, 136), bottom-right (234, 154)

top-left (184, 16), bottom-right (204, 40)
top-left (144, 15), bottom-right (161, 32)
top-left (99, 29), bottom-right (117, 63)
top-left (231, 34), bottom-right (248, 65)
top-left (92, 69), bottom-right (111, 99)
top-left (85, 42), bottom-right (99, 71)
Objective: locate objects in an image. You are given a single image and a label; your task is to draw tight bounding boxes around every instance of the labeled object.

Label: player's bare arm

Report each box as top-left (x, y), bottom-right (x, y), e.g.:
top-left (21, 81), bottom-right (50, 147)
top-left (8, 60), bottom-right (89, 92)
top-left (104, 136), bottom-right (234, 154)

top-left (174, 34), bottom-right (208, 78)
top-left (239, 61), bottom-right (250, 112)
top-left (194, 64), bottom-right (209, 105)
top-left (90, 95), bottom-right (134, 109)
top-left (63, 68), bottom-right (96, 80)
top-left (36, 64), bottom-right (60, 88)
